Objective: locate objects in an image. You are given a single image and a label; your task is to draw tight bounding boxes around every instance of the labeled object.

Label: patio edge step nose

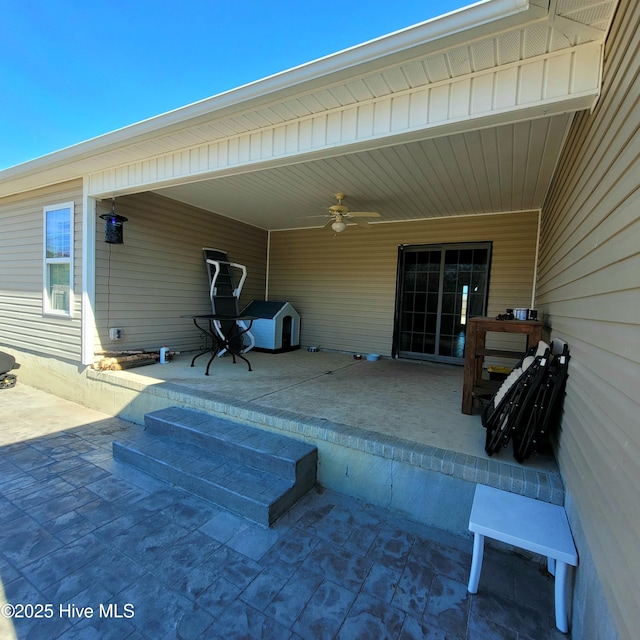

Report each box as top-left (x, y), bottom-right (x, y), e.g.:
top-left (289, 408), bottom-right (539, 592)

top-left (113, 406), bottom-right (317, 527)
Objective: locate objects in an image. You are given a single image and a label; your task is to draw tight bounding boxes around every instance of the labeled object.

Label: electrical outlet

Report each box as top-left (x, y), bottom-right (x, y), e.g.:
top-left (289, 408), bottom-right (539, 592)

top-left (109, 328), bottom-right (122, 340)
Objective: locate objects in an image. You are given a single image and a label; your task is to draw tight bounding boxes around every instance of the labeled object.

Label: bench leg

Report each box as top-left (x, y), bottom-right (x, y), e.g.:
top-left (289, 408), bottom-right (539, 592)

top-left (467, 532), bottom-right (485, 594)
top-left (554, 561), bottom-right (570, 633)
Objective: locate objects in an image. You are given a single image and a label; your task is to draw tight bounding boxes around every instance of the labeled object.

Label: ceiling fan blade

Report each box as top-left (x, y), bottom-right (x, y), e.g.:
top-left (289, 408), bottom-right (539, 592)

top-left (347, 211), bottom-right (380, 218)
top-left (352, 217), bottom-right (373, 228)
top-left (323, 218), bottom-right (334, 229)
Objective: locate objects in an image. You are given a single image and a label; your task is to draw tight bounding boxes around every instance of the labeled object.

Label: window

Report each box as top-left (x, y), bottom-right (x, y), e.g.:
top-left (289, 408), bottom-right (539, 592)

top-left (43, 202), bottom-right (74, 316)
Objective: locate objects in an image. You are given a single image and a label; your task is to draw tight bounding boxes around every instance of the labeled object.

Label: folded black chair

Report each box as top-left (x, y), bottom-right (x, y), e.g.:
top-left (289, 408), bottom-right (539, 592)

top-left (483, 341), bottom-right (551, 457)
top-left (512, 340), bottom-right (570, 462)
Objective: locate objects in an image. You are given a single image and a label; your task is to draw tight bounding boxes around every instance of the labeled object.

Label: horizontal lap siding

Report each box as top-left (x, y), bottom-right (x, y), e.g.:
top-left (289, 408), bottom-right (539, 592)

top-left (0, 180), bottom-right (83, 360)
top-left (268, 211), bottom-right (539, 356)
top-left (95, 192), bottom-right (267, 353)
top-left (536, 1), bottom-right (639, 638)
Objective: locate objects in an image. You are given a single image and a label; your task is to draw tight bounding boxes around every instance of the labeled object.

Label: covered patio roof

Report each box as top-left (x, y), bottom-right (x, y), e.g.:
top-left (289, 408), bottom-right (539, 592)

top-left (0, 0), bottom-right (617, 230)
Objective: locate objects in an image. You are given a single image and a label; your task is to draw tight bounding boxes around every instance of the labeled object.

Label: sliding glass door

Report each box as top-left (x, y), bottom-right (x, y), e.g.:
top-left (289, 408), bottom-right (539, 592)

top-left (394, 243), bottom-right (491, 363)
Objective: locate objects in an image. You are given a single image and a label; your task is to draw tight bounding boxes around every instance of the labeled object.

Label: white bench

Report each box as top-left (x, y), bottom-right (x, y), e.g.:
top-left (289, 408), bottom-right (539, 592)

top-left (467, 484), bottom-right (578, 633)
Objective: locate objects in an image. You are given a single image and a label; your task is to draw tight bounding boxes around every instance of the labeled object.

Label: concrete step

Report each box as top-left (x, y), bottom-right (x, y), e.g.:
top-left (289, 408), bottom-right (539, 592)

top-left (113, 407), bottom-right (317, 526)
top-left (144, 406), bottom-right (317, 482)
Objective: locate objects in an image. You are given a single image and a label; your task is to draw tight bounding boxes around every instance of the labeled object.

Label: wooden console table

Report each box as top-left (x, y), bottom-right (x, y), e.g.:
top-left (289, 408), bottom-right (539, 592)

top-left (461, 316), bottom-right (543, 414)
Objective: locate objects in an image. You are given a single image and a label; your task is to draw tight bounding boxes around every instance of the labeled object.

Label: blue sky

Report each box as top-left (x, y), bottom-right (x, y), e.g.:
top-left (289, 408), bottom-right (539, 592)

top-left (1, 0), bottom-right (470, 170)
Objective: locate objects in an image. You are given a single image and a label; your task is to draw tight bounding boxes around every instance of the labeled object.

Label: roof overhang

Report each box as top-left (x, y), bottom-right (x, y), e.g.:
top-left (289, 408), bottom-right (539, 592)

top-left (0, 0), bottom-right (619, 229)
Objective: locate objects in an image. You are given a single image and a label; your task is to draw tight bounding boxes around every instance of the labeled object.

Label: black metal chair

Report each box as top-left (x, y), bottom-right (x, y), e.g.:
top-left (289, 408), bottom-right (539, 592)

top-left (202, 248), bottom-right (255, 355)
top-left (512, 340), bottom-right (571, 462)
top-left (483, 341), bottom-right (551, 457)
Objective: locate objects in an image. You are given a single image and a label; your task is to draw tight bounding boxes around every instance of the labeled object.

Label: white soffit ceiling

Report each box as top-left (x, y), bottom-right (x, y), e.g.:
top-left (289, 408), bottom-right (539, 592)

top-left (146, 0), bottom-right (617, 229)
top-left (155, 114), bottom-right (574, 230)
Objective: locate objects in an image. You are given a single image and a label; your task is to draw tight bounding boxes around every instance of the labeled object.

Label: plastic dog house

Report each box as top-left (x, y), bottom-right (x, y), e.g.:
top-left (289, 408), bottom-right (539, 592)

top-left (242, 301), bottom-right (300, 353)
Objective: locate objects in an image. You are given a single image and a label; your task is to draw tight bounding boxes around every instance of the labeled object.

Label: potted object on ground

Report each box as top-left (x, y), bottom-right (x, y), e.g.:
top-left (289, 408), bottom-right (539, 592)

top-left (0, 351), bottom-right (19, 389)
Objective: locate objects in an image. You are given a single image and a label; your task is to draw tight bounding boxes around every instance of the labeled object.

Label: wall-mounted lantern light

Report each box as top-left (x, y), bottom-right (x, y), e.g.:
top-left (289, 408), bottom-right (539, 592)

top-left (99, 198), bottom-right (128, 244)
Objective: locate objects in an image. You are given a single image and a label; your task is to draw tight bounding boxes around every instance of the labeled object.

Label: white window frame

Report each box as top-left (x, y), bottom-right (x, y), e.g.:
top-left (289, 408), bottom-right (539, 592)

top-left (43, 201), bottom-right (74, 317)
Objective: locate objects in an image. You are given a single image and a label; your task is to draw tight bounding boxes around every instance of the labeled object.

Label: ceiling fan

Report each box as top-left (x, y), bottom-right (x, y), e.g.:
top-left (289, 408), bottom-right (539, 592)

top-left (315, 193), bottom-right (380, 233)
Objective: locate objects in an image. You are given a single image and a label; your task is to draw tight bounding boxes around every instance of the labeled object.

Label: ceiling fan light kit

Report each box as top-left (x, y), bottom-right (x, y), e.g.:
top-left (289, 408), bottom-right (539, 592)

top-left (323, 193), bottom-right (380, 234)
top-left (331, 214), bottom-right (347, 233)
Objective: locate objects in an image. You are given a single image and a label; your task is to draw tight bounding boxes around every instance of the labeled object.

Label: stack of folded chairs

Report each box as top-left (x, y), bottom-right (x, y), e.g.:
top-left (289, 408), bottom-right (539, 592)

top-left (483, 339), bottom-right (570, 462)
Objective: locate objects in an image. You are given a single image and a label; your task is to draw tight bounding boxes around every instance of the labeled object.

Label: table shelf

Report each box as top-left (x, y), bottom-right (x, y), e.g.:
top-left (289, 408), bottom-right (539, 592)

top-left (461, 317), bottom-right (544, 414)
top-left (474, 348), bottom-right (525, 359)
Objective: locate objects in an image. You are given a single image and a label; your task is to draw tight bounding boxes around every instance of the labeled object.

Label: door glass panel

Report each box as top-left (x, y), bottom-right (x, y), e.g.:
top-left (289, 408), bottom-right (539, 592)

top-left (402, 248), bottom-right (440, 356)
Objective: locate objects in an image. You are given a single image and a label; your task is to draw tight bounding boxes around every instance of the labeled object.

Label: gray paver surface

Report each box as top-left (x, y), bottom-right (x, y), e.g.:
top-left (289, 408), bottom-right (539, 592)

top-left (0, 385), bottom-right (567, 639)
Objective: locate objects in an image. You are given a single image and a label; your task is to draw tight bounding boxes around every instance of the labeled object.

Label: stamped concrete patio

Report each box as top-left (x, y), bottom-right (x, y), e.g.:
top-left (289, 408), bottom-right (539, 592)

top-left (0, 384), bottom-right (568, 639)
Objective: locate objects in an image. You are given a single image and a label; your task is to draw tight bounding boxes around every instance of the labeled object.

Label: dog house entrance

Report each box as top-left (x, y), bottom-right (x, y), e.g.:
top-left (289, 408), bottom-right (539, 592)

top-left (282, 315), bottom-right (292, 349)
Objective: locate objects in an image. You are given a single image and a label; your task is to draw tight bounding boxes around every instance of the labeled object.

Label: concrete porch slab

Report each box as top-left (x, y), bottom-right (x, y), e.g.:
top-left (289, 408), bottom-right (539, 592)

top-left (88, 350), bottom-right (528, 457)
top-left (83, 350), bottom-right (564, 534)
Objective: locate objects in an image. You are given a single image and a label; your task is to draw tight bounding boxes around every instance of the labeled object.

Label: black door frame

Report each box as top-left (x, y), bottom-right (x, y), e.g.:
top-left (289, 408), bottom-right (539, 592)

top-left (392, 242), bottom-right (492, 364)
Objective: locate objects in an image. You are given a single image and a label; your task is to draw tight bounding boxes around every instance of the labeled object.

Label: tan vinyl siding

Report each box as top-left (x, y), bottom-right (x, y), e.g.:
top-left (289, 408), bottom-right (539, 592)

top-left (537, 1), bottom-right (639, 638)
top-left (94, 192), bottom-right (267, 353)
top-left (0, 179), bottom-right (83, 360)
top-left (268, 211), bottom-right (539, 356)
